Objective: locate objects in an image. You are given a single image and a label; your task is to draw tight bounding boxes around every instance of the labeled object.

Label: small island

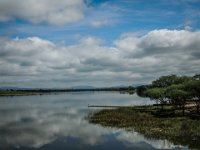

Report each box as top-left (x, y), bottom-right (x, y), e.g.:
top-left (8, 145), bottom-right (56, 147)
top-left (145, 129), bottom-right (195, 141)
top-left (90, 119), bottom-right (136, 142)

top-left (89, 74), bottom-right (200, 149)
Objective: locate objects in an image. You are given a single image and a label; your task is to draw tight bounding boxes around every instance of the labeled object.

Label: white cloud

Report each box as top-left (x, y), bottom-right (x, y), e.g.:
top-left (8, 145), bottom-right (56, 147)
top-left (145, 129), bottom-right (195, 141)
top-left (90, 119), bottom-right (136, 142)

top-left (80, 36), bottom-right (103, 45)
top-left (115, 29), bottom-right (200, 56)
top-left (0, 29), bottom-right (200, 87)
top-left (90, 20), bottom-right (108, 28)
top-left (86, 2), bottom-right (120, 28)
top-left (114, 36), bottom-right (141, 54)
top-left (141, 29), bottom-right (191, 49)
top-left (0, 0), bottom-right (85, 25)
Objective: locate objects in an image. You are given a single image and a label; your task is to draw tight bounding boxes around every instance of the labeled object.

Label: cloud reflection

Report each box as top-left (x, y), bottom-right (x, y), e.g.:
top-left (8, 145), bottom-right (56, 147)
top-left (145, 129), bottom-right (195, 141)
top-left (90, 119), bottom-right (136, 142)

top-left (116, 131), bottom-right (183, 149)
top-left (0, 93), bottom-right (185, 149)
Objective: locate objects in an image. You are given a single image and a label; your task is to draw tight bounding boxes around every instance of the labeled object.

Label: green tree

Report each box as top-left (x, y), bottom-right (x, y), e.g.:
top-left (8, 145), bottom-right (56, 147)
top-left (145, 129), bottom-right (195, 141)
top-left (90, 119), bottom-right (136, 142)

top-left (146, 88), bottom-right (167, 110)
top-left (152, 75), bottom-right (192, 88)
top-left (165, 84), bottom-right (189, 116)
top-left (184, 80), bottom-right (200, 113)
top-left (128, 86), bottom-right (135, 94)
top-left (136, 85), bottom-right (149, 97)
top-left (193, 74), bottom-right (200, 80)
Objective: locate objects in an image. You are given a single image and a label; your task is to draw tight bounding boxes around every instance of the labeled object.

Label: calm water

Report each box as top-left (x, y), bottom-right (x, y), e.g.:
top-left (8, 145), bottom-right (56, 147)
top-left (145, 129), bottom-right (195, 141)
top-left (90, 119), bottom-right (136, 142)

top-left (0, 92), bottom-right (188, 150)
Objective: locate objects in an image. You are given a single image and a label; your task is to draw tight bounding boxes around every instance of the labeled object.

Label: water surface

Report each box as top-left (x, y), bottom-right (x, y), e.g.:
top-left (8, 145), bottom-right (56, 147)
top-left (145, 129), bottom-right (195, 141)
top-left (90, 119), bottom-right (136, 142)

top-left (0, 92), bottom-right (188, 150)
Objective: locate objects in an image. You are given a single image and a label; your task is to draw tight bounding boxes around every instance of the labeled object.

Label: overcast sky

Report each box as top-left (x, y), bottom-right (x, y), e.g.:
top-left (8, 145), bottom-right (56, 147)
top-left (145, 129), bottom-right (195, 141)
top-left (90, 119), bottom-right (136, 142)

top-left (0, 0), bottom-right (200, 88)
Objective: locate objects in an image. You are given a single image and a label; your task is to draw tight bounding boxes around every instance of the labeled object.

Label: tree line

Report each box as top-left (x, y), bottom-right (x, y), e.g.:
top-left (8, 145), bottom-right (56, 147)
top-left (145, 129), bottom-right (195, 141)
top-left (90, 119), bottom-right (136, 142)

top-left (136, 74), bottom-right (200, 115)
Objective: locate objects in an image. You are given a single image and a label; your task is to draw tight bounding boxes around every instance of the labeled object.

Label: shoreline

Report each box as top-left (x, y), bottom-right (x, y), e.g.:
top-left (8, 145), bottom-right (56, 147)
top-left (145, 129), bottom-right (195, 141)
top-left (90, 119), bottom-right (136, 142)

top-left (0, 89), bottom-right (134, 96)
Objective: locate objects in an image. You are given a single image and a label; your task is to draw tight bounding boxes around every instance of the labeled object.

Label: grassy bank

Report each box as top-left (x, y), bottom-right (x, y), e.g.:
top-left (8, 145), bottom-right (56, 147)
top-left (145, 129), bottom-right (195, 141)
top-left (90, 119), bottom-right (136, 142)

top-left (89, 105), bottom-right (200, 149)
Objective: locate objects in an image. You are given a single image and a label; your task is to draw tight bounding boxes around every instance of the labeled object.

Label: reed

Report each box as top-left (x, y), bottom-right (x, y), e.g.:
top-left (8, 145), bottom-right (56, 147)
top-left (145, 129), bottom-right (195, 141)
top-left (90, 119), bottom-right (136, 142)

top-left (89, 105), bottom-right (200, 149)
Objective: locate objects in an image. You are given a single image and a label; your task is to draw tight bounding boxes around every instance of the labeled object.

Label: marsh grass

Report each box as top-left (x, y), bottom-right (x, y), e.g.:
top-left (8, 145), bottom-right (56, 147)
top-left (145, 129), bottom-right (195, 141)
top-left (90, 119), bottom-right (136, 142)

top-left (89, 106), bottom-right (200, 149)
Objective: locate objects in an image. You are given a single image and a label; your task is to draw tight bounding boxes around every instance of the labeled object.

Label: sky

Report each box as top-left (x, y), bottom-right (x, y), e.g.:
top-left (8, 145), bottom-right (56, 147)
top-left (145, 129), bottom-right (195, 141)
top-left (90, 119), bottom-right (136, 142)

top-left (0, 0), bottom-right (200, 88)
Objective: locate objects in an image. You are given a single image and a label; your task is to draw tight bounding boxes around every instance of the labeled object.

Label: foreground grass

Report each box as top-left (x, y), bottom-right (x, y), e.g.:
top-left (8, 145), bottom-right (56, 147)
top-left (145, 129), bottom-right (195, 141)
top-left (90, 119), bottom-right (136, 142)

top-left (89, 106), bottom-right (200, 149)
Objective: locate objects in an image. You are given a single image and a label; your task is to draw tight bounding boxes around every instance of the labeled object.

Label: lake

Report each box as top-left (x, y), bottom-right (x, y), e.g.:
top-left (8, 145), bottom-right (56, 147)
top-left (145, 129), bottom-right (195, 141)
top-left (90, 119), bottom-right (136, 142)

top-left (0, 92), bottom-right (189, 150)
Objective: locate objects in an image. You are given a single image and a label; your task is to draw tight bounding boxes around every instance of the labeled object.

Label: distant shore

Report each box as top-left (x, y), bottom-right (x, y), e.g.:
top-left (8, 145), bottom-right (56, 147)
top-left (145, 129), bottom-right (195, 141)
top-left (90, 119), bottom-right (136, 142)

top-left (0, 90), bottom-right (61, 96)
top-left (0, 88), bottom-right (135, 96)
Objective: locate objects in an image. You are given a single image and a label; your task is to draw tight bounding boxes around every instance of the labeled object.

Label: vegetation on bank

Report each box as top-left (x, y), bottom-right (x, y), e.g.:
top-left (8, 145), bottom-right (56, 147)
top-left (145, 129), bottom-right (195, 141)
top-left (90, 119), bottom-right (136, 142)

top-left (89, 74), bottom-right (200, 149)
top-left (89, 106), bottom-right (200, 149)
top-left (136, 74), bottom-right (200, 115)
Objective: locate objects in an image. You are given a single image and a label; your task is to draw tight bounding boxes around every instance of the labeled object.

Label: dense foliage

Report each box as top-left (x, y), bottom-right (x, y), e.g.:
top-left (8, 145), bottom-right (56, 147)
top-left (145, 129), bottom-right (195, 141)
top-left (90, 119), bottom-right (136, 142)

top-left (137, 74), bottom-right (200, 115)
